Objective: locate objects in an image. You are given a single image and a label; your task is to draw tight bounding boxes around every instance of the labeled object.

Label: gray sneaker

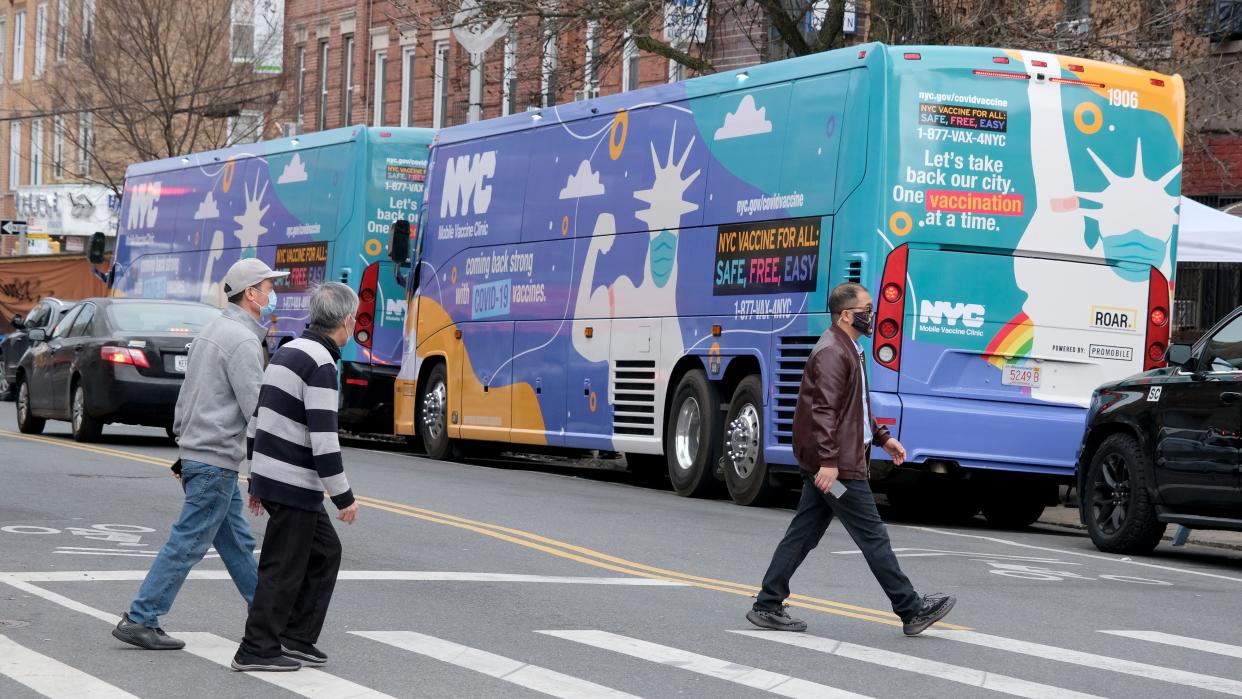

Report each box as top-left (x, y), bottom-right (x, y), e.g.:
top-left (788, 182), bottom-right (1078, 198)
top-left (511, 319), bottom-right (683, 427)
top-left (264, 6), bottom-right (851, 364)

top-left (746, 605), bottom-right (808, 632)
top-left (232, 649), bottom-right (302, 672)
top-left (902, 594), bottom-right (956, 636)
top-left (111, 613), bottom-right (185, 650)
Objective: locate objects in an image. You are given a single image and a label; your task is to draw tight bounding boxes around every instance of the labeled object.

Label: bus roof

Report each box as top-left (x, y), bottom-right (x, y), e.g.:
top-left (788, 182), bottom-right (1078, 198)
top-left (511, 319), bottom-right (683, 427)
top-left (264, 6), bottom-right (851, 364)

top-left (124, 125), bottom-right (435, 179)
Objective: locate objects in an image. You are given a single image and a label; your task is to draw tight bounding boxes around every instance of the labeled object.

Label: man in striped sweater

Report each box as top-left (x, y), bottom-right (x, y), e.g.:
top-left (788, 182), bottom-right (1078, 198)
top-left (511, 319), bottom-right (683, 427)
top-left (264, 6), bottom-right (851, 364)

top-left (232, 282), bottom-right (360, 672)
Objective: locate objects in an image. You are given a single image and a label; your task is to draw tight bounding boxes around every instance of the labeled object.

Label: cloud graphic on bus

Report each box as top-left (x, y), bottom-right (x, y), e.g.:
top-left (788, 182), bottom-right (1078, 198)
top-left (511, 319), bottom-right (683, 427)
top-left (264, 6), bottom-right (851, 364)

top-left (277, 153), bottom-right (309, 184)
top-left (714, 95), bottom-right (773, 141)
top-left (193, 191), bottom-right (220, 220)
top-left (558, 160), bottom-right (605, 199)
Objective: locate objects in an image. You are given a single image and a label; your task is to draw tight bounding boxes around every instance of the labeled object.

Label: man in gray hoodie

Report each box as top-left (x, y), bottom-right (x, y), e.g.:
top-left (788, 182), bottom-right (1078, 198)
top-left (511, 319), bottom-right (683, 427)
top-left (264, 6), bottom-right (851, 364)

top-left (112, 258), bottom-right (288, 650)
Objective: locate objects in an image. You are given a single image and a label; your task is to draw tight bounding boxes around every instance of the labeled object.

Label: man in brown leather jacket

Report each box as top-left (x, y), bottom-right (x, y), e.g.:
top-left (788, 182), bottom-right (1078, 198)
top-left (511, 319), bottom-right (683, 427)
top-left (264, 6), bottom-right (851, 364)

top-left (747, 282), bottom-right (956, 636)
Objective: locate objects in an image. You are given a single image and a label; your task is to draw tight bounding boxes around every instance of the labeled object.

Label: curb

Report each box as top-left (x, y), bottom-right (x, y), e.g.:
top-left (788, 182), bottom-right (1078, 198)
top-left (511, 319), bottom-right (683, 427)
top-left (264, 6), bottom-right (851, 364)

top-left (1035, 515), bottom-right (1242, 553)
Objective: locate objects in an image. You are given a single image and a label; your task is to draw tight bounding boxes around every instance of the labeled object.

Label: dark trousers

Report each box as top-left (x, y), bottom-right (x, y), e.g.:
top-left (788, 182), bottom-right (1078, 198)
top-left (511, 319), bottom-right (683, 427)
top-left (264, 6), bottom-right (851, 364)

top-left (754, 475), bottom-right (921, 621)
top-left (240, 501), bottom-right (342, 657)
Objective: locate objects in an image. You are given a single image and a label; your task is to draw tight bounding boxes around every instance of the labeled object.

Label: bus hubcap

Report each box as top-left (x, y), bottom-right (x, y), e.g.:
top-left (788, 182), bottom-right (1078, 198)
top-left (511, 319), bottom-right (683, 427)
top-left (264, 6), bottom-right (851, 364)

top-left (673, 397), bottom-right (701, 472)
top-left (422, 381), bottom-right (447, 441)
top-left (727, 404), bottom-right (761, 480)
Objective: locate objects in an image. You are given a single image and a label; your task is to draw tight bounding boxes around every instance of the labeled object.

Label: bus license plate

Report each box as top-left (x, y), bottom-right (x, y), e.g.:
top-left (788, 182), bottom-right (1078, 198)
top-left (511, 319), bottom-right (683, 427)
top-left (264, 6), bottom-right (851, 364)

top-left (174, 355), bottom-right (188, 373)
top-left (1002, 364), bottom-right (1040, 388)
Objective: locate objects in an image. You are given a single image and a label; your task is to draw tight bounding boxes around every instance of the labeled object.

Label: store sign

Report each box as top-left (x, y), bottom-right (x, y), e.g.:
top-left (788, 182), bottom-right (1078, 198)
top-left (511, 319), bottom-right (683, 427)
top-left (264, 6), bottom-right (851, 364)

top-left (14, 185), bottom-right (119, 238)
top-left (664, 0), bottom-right (708, 44)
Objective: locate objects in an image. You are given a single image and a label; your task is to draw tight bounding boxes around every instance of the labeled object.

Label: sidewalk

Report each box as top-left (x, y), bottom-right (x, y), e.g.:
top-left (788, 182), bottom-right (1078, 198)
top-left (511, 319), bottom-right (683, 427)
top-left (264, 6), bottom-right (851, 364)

top-left (1038, 505), bottom-right (1242, 552)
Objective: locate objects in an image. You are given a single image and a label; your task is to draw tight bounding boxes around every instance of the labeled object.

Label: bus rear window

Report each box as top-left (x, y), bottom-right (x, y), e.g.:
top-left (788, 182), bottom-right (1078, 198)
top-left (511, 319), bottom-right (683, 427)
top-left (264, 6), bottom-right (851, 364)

top-left (106, 304), bottom-right (220, 333)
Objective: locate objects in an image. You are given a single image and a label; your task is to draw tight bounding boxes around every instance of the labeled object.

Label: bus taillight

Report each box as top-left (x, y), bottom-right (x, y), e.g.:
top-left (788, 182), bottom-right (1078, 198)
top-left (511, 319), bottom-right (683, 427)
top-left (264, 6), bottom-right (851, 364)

top-left (355, 263), bottom-right (379, 349)
top-left (875, 244), bottom-right (909, 372)
top-left (1144, 266), bottom-right (1171, 371)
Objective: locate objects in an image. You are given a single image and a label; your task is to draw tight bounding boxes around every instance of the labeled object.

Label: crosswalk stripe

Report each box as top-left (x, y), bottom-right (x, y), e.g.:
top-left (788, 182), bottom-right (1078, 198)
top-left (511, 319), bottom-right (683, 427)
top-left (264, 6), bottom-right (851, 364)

top-left (731, 630), bottom-right (1100, 699)
top-left (1100, 630), bottom-right (1242, 660)
top-left (177, 632), bottom-right (396, 699)
top-left (540, 630), bottom-right (873, 699)
top-left (353, 630), bottom-right (641, 699)
top-left (0, 633), bottom-right (139, 699)
top-left (927, 630), bottom-right (1242, 696)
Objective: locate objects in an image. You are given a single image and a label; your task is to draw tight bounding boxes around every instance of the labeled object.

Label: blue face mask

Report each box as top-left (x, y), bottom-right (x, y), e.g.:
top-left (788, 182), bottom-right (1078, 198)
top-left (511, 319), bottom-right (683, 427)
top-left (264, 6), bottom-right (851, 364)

top-left (256, 289), bottom-right (277, 317)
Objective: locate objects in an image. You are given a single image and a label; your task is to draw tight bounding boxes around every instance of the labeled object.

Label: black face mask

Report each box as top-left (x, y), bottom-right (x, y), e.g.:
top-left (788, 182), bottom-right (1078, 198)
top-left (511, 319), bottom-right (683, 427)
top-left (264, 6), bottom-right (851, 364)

top-left (850, 310), bottom-right (874, 337)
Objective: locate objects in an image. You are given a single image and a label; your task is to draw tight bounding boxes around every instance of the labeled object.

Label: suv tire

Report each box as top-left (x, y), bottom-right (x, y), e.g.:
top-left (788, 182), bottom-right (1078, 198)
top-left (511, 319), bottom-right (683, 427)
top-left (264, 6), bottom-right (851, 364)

top-left (1083, 433), bottom-right (1166, 554)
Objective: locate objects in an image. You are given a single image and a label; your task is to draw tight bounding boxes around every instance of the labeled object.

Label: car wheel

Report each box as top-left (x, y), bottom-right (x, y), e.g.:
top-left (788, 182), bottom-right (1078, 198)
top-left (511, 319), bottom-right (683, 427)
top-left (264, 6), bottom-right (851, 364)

top-left (666, 369), bottom-right (722, 498)
top-left (0, 371), bottom-right (12, 401)
top-left (722, 376), bottom-right (774, 506)
top-left (418, 363), bottom-right (458, 461)
top-left (71, 382), bottom-right (103, 442)
top-left (1084, 433), bottom-right (1166, 554)
top-left (15, 379), bottom-right (44, 435)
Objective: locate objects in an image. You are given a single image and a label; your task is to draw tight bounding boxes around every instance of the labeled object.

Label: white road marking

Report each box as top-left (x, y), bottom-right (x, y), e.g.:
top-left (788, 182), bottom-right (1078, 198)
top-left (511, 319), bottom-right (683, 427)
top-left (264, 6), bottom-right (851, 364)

top-left (354, 630), bottom-right (641, 699)
top-left (905, 526), bottom-right (1242, 585)
top-left (179, 632), bottom-right (396, 699)
top-left (0, 570), bottom-right (685, 585)
top-left (832, 548), bottom-right (1071, 563)
top-left (1100, 630), bottom-right (1242, 660)
top-left (0, 634), bottom-right (138, 698)
top-left (731, 630), bottom-right (1100, 699)
top-left (927, 630), bottom-right (1242, 695)
top-left (0, 574), bottom-right (116, 623)
top-left (540, 630), bottom-right (873, 699)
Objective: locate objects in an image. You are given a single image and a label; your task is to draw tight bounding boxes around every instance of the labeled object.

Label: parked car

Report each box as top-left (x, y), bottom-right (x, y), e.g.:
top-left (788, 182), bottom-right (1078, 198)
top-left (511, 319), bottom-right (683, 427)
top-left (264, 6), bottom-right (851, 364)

top-left (14, 298), bottom-right (221, 441)
top-left (1077, 306), bottom-right (1242, 554)
top-left (1, 297), bottom-right (77, 401)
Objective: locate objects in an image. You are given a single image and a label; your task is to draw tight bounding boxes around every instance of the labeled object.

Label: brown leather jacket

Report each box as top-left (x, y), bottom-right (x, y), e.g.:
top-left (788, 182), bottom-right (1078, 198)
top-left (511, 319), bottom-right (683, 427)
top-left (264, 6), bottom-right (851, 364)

top-left (792, 324), bottom-right (891, 480)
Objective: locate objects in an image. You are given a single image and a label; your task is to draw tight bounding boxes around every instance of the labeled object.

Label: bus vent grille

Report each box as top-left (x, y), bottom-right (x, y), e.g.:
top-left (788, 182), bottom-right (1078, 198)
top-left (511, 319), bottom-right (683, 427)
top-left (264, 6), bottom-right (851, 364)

top-left (774, 336), bottom-right (818, 445)
top-left (613, 360), bottom-right (657, 436)
top-left (845, 258), bottom-right (863, 284)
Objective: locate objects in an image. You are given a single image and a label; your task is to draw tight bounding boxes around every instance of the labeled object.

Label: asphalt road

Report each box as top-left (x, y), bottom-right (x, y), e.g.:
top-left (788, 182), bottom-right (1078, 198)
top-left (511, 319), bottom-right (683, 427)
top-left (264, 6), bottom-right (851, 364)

top-left (1, 409), bottom-right (1240, 699)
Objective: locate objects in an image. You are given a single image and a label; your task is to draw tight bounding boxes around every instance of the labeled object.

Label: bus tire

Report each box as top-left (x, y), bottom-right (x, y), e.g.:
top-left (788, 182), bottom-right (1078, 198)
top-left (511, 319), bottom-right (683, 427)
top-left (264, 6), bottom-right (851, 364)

top-left (419, 363), bottom-right (456, 461)
top-left (666, 369), bottom-right (722, 498)
top-left (723, 376), bottom-right (774, 506)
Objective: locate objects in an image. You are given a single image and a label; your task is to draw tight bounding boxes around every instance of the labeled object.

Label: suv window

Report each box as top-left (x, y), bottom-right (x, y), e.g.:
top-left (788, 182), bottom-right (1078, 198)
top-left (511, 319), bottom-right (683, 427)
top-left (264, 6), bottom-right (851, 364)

top-left (1200, 314), bottom-right (1242, 373)
top-left (51, 306), bottom-right (82, 340)
top-left (69, 303), bottom-right (96, 337)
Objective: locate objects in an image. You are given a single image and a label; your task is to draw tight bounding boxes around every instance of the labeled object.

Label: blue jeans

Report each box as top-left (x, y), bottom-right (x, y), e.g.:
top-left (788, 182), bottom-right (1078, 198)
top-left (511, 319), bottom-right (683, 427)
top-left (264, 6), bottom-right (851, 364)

top-left (128, 461), bottom-right (258, 629)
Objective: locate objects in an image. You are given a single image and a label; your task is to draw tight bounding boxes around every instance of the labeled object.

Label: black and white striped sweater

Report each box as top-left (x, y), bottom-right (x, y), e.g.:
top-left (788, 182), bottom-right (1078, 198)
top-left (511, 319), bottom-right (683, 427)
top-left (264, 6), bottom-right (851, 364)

top-left (246, 330), bottom-right (354, 511)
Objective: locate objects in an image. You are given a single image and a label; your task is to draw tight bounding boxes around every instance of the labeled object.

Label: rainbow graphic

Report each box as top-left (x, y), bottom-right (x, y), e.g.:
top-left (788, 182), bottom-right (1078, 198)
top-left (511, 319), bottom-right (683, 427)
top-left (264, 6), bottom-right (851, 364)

top-left (985, 312), bottom-right (1035, 369)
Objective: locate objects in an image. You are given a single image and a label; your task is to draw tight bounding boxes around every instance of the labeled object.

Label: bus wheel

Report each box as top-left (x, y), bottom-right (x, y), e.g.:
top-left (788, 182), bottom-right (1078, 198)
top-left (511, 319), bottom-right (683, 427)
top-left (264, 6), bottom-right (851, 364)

top-left (666, 369), bottom-right (722, 498)
top-left (723, 376), bottom-right (773, 506)
top-left (419, 363), bottom-right (455, 461)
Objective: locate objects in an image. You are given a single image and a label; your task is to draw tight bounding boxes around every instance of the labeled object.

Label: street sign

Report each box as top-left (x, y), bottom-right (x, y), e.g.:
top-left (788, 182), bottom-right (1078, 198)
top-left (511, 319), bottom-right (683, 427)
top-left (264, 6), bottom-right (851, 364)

top-left (0, 220), bottom-right (26, 235)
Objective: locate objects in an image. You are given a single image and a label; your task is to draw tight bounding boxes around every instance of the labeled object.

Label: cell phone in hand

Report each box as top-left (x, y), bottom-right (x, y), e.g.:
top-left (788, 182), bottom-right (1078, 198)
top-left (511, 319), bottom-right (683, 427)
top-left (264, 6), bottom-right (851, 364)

top-left (829, 480), bottom-right (847, 498)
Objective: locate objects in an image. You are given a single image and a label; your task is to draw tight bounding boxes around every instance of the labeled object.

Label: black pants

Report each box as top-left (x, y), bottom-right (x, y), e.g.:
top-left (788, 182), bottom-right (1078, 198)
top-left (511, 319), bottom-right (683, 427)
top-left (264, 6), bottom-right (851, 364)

top-left (240, 501), bottom-right (342, 657)
top-left (754, 475), bottom-right (921, 621)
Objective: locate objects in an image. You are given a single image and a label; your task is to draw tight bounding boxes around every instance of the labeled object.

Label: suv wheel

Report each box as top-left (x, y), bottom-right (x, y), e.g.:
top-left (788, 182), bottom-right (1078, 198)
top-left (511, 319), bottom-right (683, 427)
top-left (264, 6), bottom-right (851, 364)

top-left (1084, 433), bottom-right (1166, 554)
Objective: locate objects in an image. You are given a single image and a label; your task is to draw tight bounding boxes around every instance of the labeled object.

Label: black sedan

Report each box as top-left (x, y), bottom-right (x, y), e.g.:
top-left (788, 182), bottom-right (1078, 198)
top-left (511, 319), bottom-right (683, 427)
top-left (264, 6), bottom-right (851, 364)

top-left (1077, 306), bottom-right (1242, 554)
top-left (1, 297), bottom-right (77, 400)
top-left (15, 298), bottom-right (221, 441)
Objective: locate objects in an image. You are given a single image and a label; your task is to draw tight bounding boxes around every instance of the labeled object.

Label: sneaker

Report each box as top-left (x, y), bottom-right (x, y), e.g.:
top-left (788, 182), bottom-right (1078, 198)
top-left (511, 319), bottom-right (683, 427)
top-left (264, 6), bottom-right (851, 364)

top-left (231, 649), bottom-right (302, 672)
top-left (746, 605), bottom-right (808, 632)
top-left (281, 639), bottom-right (327, 667)
top-left (111, 613), bottom-right (185, 650)
top-left (902, 594), bottom-right (957, 636)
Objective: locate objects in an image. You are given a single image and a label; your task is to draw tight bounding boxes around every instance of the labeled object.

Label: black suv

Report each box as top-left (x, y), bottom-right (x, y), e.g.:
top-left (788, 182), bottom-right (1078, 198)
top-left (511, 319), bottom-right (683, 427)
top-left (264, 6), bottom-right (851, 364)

top-left (1, 298), bottom-right (76, 400)
top-left (1077, 308), bottom-right (1242, 554)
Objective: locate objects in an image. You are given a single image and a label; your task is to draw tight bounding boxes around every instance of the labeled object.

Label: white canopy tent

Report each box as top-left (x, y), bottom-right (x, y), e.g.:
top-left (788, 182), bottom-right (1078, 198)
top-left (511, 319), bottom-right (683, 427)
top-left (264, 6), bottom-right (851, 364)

top-left (1178, 196), bottom-right (1242, 263)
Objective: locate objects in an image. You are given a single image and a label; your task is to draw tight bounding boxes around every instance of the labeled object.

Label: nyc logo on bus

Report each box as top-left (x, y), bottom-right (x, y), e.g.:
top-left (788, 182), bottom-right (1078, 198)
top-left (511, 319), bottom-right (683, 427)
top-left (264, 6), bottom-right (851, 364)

top-left (383, 298), bottom-right (407, 325)
top-left (440, 151), bottom-right (496, 218)
top-left (126, 181), bottom-right (162, 229)
top-left (918, 300), bottom-right (987, 338)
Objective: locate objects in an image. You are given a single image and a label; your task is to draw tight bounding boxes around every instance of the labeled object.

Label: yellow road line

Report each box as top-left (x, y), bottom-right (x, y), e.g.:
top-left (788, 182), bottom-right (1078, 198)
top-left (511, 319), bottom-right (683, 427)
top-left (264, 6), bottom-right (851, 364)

top-left (0, 429), bottom-right (967, 630)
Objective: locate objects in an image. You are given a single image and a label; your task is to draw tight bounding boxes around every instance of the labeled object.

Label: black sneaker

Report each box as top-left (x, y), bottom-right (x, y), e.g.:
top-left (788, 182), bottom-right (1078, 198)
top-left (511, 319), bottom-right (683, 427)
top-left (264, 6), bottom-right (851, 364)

top-left (746, 605), bottom-right (808, 632)
top-left (111, 613), bottom-right (185, 650)
top-left (281, 639), bottom-right (327, 667)
top-left (231, 649), bottom-right (302, 672)
top-left (903, 594), bottom-right (957, 636)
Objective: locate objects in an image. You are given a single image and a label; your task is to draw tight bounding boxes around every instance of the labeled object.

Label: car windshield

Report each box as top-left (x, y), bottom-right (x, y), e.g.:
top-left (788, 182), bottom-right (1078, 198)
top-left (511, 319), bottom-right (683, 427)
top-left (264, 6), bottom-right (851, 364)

top-left (105, 303), bottom-right (220, 333)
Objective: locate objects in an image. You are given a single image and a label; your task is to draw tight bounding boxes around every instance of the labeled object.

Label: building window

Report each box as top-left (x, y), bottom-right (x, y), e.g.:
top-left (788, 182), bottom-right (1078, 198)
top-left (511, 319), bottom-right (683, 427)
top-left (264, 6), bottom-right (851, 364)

top-left (400, 45), bottom-right (415, 127)
top-left (622, 33), bottom-right (640, 92)
top-left (9, 122), bottom-right (21, 190)
top-left (432, 39), bottom-right (448, 129)
top-left (13, 10), bottom-right (26, 82)
top-left (31, 119), bottom-right (43, 185)
top-left (0, 17), bottom-right (8, 86)
top-left (1065, 0), bottom-right (1091, 18)
top-left (231, 0), bottom-right (255, 63)
top-left (373, 49), bottom-right (386, 126)
top-left (668, 58), bottom-right (684, 84)
top-left (318, 39), bottom-right (329, 130)
top-left (56, 0), bottom-right (68, 62)
top-left (501, 31), bottom-right (516, 116)
top-left (294, 44), bottom-right (305, 127)
top-left (76, 111), bottom-right (91, 176)
top-left (341, 34), bottom-right (354, 126)
top-left (540, 29), bottom-right (557, 107)
top-left (52, 115), bottom-right (63, 178)
top-left (228, 110), bottom-right (263, 144)
top-left (34, 3), bottom-right (47, 78)
top-left (82, 0), bottom-right (93, 53)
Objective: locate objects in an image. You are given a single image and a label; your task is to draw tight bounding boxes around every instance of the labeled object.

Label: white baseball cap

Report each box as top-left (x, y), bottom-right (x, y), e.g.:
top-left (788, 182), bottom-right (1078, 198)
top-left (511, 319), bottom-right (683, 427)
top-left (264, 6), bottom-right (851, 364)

top-left (221, 258), bottom-right (288, 297)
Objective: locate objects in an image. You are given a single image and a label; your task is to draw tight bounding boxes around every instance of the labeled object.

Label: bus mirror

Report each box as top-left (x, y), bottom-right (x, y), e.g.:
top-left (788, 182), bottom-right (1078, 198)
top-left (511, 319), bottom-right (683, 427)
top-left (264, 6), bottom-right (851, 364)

top-left (388, 220), bottom-right (411, 265)
top-left (87, 232), bottom-right (107, 264)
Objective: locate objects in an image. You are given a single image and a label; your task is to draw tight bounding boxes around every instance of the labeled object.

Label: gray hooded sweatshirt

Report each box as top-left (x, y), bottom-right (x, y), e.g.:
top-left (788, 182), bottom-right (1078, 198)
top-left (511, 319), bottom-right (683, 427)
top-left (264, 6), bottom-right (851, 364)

top-left (173, 303), bottom-right (267, 472)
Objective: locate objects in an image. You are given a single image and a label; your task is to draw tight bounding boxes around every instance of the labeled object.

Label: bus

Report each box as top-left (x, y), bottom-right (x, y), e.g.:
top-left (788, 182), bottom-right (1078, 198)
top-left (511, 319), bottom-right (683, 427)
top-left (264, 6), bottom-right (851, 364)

top-left (391, 44), bottom-right (1183, 525)
top-left (110, 126), bottom-right (434, 432)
